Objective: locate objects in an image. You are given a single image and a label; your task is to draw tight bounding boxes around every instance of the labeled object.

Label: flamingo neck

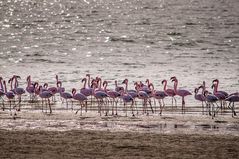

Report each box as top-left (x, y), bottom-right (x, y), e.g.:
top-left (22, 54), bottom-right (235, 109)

top-left (173, 80), bottom-right (178, 93)
top-left (3, 81), bottom-right (7, 93)
top-left (163, 81), bottom-right (167, 91)
top-left (0, 79), bottom-right (3, 90)
top-left (83, 78), bottom-right (86, 89)
top-left (87, 75), bottom-right (90, 88)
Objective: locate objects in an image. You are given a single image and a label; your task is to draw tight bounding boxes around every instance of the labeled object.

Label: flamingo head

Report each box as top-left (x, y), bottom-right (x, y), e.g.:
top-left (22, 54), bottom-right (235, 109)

top-left (72, 88), bottom-right (76, 95)
top-left (86, 74), bottom-right (90, 77)
top-left (57, 81), bottom-right (62, 87)
top-left (203, 90), bottom-right (209, 97)
top-left (145, 79), bottom-right (149, 84)
top-left (170, 76), bottom-right (177, 81)
top-left (103, 81), bottom-right (108, 86)
top-left (81, 78), bottom-right (86, 83)
top-left (212, 79), bottom-right (219, 83)
top-left (8, 78), bottom-right (12, 83)
top-left (161, 79), bottom-right (166, 84)
top-left (43, 83), bottom-right (48, 88)
top-left (55, 75), bottom-right (58, 80)
top-left (122, 79), bottom-right (128, 84)
top-left (198, 85), bottom-right (203, 90)
top-left (34, 82), bottom-right (39, 88)
top-left (194, 88), bottom-right (199, 93)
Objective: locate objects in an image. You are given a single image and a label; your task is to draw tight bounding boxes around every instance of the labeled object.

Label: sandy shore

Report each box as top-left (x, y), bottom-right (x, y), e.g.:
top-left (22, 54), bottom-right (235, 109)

top-left (1, 129), bottom-right (239, 159)
top-left (0, 107), bottom-right (239, 158)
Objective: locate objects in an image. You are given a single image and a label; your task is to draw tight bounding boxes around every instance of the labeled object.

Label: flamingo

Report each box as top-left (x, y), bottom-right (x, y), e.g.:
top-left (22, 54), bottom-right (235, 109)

top-left (134, 82), bottom-right (154, 115)
top-left (26, 75), bottom-right (36, 102)
top-left (42, 83), bottom-right (58, 102)
top-left (194, 87), bottom-right (206, 114)
top-left (80, 77), bottom-right (94, 110)
top-left (3, 80), bottom-right (15, 116)
top-left (12, 75), bottom-right (25, 111)
top-left (171, 76), bottom-right (192, 114)
top-left (225, 95), bottom-right (239, 117)
top-left (0, 77), bottom-right (5, 110)
top-left (103, 81), bottom-right (121, 115)
top-left (162, 79), bottom-right (177, 108)
top-left (57, 81), bottom-right (73, 110)
top-left (149, 83), bottom-right (167, 115)
top-left (122, 79), bottom-right (138, 113)
top-left (91, 81), bottom-right (109, 116)
top-left (203, 90), bottom-right (219, 119)
top-left (212, 79), bottom-right (228, 97)
top-left (38, 85), bottom-right (53, 114)
top-left (115, 80), bottom-right (124, 93)
top-left (72, 88), bottom-right (87, 116)
top-left (211, 83), bottom-right (226, 114)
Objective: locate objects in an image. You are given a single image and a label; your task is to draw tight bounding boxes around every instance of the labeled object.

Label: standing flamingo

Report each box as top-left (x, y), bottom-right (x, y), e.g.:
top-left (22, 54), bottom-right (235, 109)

top-left (225, 95), bottom-right (239, 117)
top-left (72, 88), bottom-right (87, 116)
top-left (203, 90), bottom-right (219, 119)
top-left (38, 85), bottom-right (53, 114)
top-left (3, 80), bottom-right (15, 116)
top-left (194, 87), bottom-right (206, 114)
top-left (0, 77), bottom-right (5, 110)
top-left (135, 82), bottom-right (154, 115)
top-left (171, 77), bottom-right (192, 114)
top-left (57, 81), bottom-right (73, 110)
top-left (91, 81), bottom-right (109, 116)
top-left (103, 81), bottom-right (121, 115)
top-left (12, 75), bottom-right (25, 111)
top-left (115, 80), bottom-right (124, 93)
top-left (162, 79), bottom-right (177, 108)
top-left (26, 75), bottom-right (36, 102)
top-left (149, 83), bottom-right (167, 115)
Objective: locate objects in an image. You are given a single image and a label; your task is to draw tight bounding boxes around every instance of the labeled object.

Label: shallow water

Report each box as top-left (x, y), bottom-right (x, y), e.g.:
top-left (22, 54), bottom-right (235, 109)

top-left (0, 0), bottom-right (239, 106)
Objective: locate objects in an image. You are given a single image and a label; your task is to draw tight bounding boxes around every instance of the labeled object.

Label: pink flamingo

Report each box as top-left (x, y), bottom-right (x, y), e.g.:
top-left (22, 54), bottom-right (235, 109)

top-left (103, 81), bottom-right (121, 115)
top-left (12, 75), bottom-right (25, 111)
top-left (72, 88), bottom-right (87, 116)
top-left (115, 80), bottom-right (124, 93)
top-left (3, 80), bottom-right (16, 116)
top-left (26, 75), bottom-right (36, 101)
top-left (122, 79), bottom-right (138, 113)
top-left (162, 79), bottom-right (177, 108)
top-left (92, 81), bottom-right (109, 116)
top-left (171, 77), bottom-right (192, 114)
top-left (225, 95), bottom-right (239, 117)
top-left (80, 77), bottom-right (94, 110)
top-left (149, 83), bottom-right (167, 115)
top-left (56, 75), bottom-right (65, 93)
top-left (38, 85), bottom-right (53, 114)
top-left (194, 87), bottom-right (206, 114)
top-left (135, 82), bottom-right (154, 115)
top-left (57, 81), bottom-right (73, 110)
top-left (211, 83), bottom-right (226, 114)
top-left (0, 77), bottom-right (5, 110)
top-left (212, 79), bottom-right (228, 97)
top-left (203, 90), bottom-right (219, 119)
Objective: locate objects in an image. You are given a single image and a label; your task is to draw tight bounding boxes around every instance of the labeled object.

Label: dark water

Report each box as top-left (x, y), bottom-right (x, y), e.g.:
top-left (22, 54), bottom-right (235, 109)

top-left (0, 0), bottom-right (239, 105)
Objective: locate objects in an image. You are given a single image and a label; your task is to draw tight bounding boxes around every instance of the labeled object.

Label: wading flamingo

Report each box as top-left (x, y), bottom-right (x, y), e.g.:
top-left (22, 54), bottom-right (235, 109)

top-left (149, 83), bottom-right (167, 115)
top-left (225, 94), bottom-right (239, 117)
top-left (3, 80), bottom-right (16, 116)
top-left (203, 90), bottom-right (219, 119)
top-left (0, 77), bottom-right (5, 110)
top-left (171, 77), bottom-right (192, 114)
top-left (57, 81), bottom-right (73, 110)
top-left (72, 88), bottom-right (87, 116)
top-left (92, 81), bottom-right (109, 116)
top-left (194, 87), bottom-right (206, 114)
top-left (103, 81), bottom-right (121, 115)
top-left (38, 85), bottom-right (53, 114)
top-left (162, 79), bottom-right (177, 108)
top-left (12, 75), bottom-right (25, 111)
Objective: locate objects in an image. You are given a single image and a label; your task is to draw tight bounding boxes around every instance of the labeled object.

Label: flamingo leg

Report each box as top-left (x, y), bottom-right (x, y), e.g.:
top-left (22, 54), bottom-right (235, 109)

top-left (131, 100), bottom-right (134, 116)
top-left (48, 98), bottom-right (52, 114)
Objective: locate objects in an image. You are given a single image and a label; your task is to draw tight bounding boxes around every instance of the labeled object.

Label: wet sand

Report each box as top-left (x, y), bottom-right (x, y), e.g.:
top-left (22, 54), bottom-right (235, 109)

top-left (1, 107), bottom-right (239, 159)
top-left (1, 129), bottom-right (239, 159)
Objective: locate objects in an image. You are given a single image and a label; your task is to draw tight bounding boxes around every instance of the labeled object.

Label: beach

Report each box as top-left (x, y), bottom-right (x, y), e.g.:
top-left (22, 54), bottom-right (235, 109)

top-left (1, 106), bottom-right (239, 159)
